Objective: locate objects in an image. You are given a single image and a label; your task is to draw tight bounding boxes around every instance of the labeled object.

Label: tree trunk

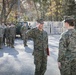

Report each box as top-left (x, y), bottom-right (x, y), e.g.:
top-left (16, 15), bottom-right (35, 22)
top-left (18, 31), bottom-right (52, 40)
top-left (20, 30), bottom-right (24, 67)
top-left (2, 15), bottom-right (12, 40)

top-left (0, 0), bottom-right (6, 23)
top-left (0, 0), bottom-right (17, 24)
top-left (33, 0), bottom-right (39, 19)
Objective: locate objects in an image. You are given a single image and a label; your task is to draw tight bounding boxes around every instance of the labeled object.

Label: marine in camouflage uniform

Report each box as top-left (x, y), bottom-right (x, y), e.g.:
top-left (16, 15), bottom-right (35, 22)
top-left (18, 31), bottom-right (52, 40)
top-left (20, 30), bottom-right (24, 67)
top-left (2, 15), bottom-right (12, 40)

top-left (58, 18), bottom-right (76, 75)
top-left (9, 23), bottom-right (16, 48)
top-left (2, 23), bottom-right (6, 45)
top-left (26, 19), bottom-right (49, 75)
top-left (5, 24), bottom-right (10, 46)
top-left (0, 24), bottom-right (4, 49)
top-left (21, 23), bottom-right (28, 46)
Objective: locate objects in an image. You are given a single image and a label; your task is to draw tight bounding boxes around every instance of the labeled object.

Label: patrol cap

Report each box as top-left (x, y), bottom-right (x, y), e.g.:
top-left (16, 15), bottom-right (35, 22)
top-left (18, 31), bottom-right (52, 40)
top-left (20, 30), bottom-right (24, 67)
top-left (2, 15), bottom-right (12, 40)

top-left (37, 19), bottom-right (44, 24)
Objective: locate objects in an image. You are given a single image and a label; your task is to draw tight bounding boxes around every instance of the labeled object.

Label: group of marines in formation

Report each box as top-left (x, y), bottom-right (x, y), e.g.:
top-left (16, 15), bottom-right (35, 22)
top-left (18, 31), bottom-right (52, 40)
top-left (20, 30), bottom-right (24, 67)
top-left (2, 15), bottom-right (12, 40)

top-left (0, 23), bottom-right (16, 49)
top-left (0, 22), bottom-right (29, 49)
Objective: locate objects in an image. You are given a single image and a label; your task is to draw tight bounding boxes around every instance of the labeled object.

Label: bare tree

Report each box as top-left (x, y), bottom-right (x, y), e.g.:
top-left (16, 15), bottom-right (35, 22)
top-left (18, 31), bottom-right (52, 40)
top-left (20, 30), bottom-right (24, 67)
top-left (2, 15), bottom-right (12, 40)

top-left (0, 0), bottom-right (17, 23)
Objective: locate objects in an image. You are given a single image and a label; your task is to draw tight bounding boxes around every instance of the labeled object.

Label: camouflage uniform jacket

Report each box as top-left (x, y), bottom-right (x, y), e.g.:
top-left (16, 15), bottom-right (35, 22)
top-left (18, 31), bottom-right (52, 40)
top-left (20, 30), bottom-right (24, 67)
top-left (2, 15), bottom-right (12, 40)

top-left (2, 25), bottom-right (6, 35)
top-left (5, 26), bottom-right (10, 37)
top-left (21, 25), bottom-right (28, 35)
top-left (9, 25), bottom-right (16, 38)
top-left (0, 25), bottom-right (4, 37)
top-left (21, 25), bottom-right (28, 40)
top-left (58, 29), bottom-right (76, 74)
top-left (26, 27), bottom-right (48, 56)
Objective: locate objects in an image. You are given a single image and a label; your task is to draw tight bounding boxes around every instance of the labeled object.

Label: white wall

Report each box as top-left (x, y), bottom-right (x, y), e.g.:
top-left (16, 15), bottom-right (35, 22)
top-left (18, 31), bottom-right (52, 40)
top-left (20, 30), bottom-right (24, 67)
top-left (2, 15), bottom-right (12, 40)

top-left (28, 21), bottom-right (66, 35)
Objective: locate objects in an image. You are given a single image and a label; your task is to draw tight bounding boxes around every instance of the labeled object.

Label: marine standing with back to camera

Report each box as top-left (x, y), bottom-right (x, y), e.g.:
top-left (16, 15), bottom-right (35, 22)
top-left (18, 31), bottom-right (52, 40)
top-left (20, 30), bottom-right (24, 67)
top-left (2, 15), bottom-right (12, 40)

top-left (25, 19), bottom-right (49, 75)
top-left (20, 23), bottom-right (28, 46)
top-left (0, 24), bottom-right (4, 49)
top-left (58, 18), bottom-right (76, 75)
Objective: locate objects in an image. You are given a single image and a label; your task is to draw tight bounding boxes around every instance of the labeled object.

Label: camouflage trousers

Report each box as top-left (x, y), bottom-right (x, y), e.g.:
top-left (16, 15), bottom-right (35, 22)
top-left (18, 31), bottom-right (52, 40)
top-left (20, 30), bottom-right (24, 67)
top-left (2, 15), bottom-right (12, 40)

top-left (23, 39), bottom-right (27, 46)
top-left (3, 34), bottom-right (6, 45)
top-left (6, 36), bottom-right (10, 46)
top-left (9, 36), bottom-right (15, 47)
top-left (23, 35), bottom-right (27, 46)
top-left (0, 37), bottom-right (3, 48)
top-left (60, 59), bottom-right (76, 75)
top-left (34, 51), bottom-right (47, 75)
top-left (22, 34), bottom-right (25, 40)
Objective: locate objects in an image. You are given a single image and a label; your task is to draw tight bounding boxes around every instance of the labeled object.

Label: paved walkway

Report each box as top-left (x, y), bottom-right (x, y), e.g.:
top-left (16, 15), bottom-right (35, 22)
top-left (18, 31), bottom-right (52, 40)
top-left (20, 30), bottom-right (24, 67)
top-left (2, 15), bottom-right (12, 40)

top-left (0, 35), bottom-right (61, 75)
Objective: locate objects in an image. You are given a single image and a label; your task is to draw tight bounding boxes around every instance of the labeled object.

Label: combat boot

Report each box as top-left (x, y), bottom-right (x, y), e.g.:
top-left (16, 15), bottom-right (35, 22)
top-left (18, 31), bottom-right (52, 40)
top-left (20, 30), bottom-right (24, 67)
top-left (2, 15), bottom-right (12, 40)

top-left (35, 71), bottom-right (40, 75)
top-left (24, 44), bottom-right (28, 47)
top-left (7, 44), bottom-right (10, 47)
top-left (0, 46), bottom-right (2, 49)
top-left (0, 47), bottom-right (2, 49)
top-left (11, 45), bottom-right (14, 48)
